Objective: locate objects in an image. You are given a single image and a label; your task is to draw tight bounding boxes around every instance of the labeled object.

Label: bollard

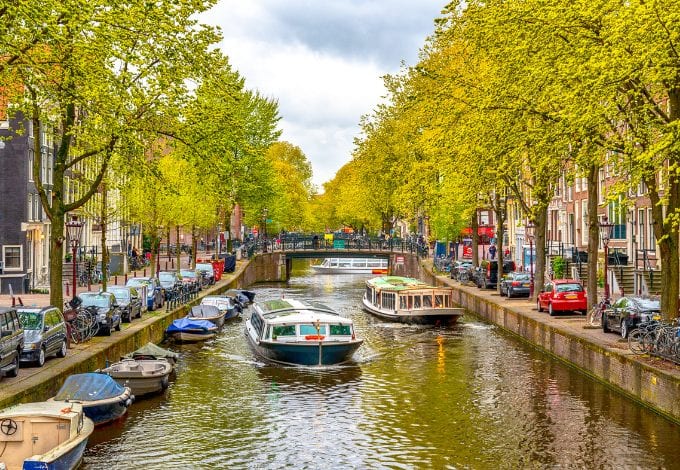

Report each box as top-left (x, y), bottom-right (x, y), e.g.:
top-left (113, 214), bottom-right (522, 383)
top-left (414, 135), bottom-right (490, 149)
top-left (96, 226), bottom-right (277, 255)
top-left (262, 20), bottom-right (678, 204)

top-left (11, 296), bottom-right (15, 307)
top-left (165, 261), bottom-right (168, 270)
top-left (143, 268), bottom-right (147, 277)
top-left (125, 273), bottom-right (128, 284)
top-left (87, 278), bottom-right (91, 291)
top-left (171, 258), bottom-right (174, 269)
top-left (114, 275), bottom-right (118, 285)
top-left (65, 282), bottom-right (70, 297)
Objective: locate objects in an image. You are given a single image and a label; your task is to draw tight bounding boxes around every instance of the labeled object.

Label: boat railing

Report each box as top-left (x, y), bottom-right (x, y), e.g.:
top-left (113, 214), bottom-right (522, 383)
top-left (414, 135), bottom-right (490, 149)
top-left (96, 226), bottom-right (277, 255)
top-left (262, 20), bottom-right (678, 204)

top-left (259, 306), bottom-right (341, 318)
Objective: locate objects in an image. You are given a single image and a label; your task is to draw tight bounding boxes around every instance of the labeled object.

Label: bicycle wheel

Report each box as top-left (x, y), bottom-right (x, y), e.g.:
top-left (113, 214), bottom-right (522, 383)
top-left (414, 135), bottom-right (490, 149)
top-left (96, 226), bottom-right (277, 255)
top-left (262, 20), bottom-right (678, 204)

top-left (628, 329), bottom-right (646, 355)
top-left (588, 306), bottom-right (601, 327)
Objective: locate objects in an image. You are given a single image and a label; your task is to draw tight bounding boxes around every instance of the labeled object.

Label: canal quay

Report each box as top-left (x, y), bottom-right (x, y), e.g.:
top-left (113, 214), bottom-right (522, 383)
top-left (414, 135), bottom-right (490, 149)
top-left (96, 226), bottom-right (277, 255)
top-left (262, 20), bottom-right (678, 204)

top-left (1, 254), bottom-right (679, 469)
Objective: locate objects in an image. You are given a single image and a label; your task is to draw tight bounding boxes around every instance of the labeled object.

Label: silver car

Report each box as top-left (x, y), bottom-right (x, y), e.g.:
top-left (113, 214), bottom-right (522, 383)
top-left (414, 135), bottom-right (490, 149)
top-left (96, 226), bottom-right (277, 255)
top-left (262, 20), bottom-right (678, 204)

top-left (17, 306), bottom-right (68, 367)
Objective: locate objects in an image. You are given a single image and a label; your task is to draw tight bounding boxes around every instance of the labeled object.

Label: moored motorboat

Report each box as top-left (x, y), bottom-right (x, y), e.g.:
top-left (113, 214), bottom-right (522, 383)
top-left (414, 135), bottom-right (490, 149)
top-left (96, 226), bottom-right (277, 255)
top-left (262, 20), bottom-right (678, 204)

top-left (188, 304), bottom-right (227, 328)
top-left (245, 298), bottom-right (363, 366)
top-left (98, 358), bottom-right (173, 397)
top-left (312, 257), bottom-right (389, 274)
top-left (362, 276), bottom-right (464, 324)
top-left (166, 318), bottom-right (217, 342)
top-left (123, 342), bottom-right (179, 367)
top-left (49, 373), bottom-right (133, 427)
top-left (0, 401), bottom-right (94, 470)
top-left (199, 296), bottom-right (239, 321)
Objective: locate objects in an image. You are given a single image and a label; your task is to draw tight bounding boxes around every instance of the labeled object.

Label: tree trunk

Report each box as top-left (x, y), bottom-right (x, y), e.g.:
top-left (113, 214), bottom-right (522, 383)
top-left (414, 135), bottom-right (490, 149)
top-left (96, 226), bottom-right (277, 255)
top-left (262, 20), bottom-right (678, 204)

top-left (587, 164), bottom-right (600, 313)
top-left (533, 209), bottom-right (548, 303)
top-left (471, 212), bottom-right (479, 267)
top-left (655, 177), bottom-right (680, 322)
top-left (224, 207), bottom-right (232, 253)
top-left (495, 195), bottom-right (507, 295)
top-left (191, 225), bottom-right (197, 269)
top-left (100, 182), bottom-right (108, 291)
top-left (176, 226), bottom-right (181, 271)
top-left (150, 233), bottom-right (158, 277)
top-left (49, 212), bottom-right (66, 308)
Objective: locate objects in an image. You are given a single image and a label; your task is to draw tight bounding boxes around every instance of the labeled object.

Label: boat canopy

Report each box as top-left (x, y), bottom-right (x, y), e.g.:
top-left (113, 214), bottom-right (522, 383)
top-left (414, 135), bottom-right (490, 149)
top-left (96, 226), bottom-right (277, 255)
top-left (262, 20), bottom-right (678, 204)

top-left (190, 304), bottom-right (221, 317)
top-left (54, 373), bottom-right (126, 401)
top-left (258, 298), bottom-right (337, 316)
top-left (126, 342), bottom-right (179, 361)
top-left (366, 276), bottom-right (433, 291)
top-left (166, 318), bottom-right (216, 332)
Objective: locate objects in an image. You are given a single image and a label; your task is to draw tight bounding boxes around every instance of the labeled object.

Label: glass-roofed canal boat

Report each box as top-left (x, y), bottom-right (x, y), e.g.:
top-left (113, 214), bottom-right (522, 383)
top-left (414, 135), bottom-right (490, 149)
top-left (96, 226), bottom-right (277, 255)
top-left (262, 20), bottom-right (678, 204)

top-left (245, 299), bottom-right (363, 366)
top-left (362, 276), bottom-right (464, 324)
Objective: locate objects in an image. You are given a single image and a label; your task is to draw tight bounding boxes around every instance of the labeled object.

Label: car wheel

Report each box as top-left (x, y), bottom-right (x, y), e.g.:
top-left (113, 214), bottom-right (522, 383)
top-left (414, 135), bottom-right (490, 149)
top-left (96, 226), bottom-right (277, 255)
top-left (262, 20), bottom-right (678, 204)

top-left (115, 320), bottom-right (122, 332)
top-left (548, 303), bottom-right (555, 316)
top-left (602, 314), bottom-right (610, 333)
top-left (508, 288), bottom-right (514, 299)
top-left (621, 320), bottom-right (629, 339)
top-left (36, 347), bottom-right (46, 367)
top-left (537, 300), bottom-right (543, 312)
top-left (7, 354), bottom-right (19, 377)
top-left (102, 326), bottom-right (111, 336)
top-left (56, 340), bottom-right (67, 358)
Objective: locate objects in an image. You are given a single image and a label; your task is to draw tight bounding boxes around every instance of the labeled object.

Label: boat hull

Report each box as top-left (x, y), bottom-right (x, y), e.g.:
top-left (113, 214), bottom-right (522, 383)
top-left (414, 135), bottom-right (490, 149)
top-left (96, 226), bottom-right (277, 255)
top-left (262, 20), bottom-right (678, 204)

top-left (188, 314), bottom-right (225, 328)
top-left (170, 330), bottom-right (216, 342)
top-left (362, 296), bottom-right (463, 325)
top-left (82, 398), bottom-right (131, 426)
top-left (248, 337), bottom-right (363, 366)
top-left (22, 419), bottom-right (93, 470)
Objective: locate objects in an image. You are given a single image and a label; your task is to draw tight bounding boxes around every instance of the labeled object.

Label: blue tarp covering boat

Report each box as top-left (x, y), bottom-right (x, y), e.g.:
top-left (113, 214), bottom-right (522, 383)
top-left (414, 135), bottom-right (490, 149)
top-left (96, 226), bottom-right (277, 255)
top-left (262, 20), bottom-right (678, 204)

top-left (166, 318), bottom-right (216, 333)
top-left (54, 373), bottom-right (126, 401)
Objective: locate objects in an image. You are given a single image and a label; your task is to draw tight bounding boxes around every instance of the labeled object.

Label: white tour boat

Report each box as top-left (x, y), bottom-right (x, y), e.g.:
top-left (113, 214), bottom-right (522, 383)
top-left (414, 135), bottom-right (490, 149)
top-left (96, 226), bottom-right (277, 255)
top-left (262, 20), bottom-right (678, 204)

top-left (312, 257), bottom-right (389, 274)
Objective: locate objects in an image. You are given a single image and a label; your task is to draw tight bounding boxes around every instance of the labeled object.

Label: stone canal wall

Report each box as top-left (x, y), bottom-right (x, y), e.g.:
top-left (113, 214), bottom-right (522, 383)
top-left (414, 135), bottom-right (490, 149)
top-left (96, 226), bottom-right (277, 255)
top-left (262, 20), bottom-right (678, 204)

top-left (421, 260), bottom-right (680, 425)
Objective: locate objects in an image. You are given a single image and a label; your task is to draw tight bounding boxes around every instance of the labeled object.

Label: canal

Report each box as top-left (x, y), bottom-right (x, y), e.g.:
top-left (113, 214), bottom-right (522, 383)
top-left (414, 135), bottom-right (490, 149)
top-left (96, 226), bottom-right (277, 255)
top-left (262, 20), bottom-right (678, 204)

top-left (83, 261), bottom-right (680, 469)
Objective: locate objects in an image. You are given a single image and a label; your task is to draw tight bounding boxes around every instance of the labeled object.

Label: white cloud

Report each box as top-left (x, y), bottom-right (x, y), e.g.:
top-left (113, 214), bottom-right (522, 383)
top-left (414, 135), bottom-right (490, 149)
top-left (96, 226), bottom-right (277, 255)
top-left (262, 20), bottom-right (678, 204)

top-left (203, 0), bottom-right (447, 187)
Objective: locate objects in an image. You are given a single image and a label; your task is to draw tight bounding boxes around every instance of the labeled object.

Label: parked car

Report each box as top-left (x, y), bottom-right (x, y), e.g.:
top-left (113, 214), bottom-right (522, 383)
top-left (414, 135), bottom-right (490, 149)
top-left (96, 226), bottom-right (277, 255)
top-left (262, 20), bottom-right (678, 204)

top-left (450, 261), bottom-right (473, 280)
top-left (195, 262), bottom-right (216, 285)
top-left (0, 307), bottom-right (24, 380)
top-left (78, 292), bottom-right (122, 335)
top-left (108, 286), bottom-right (143, 322)
top-left (474, 260), bottom-right (516, 289)
top-left (127, 276), bottom-right (164, 311)
top-left (16, 306), bottom-right (68, 367)
top-left (537, 279), bottom-right (587, 316)
top-left (180, 269), bottom-right (202, 293)
top-left (602, 296), bottom-right (661, 338)
top-left (159, 271), bottom-right (183, 300)
top-left (500, 272), bottom-right (532, 298)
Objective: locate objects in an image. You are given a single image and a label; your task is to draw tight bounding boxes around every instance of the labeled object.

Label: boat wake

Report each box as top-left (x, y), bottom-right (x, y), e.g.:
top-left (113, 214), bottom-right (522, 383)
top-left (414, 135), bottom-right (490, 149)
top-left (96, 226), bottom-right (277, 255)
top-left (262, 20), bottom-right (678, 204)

top-left (221, 353), bottom-right (266, 367)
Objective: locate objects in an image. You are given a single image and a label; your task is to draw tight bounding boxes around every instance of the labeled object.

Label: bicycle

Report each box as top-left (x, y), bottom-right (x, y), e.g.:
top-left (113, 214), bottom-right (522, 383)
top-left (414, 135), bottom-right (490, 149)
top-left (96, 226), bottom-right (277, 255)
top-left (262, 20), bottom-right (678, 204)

top-left (587, 297), bottom-right (611, 327)
top-left (628, 319), bottom-right (660, 355)
top-left (67, 306), bottom-right (100, 344)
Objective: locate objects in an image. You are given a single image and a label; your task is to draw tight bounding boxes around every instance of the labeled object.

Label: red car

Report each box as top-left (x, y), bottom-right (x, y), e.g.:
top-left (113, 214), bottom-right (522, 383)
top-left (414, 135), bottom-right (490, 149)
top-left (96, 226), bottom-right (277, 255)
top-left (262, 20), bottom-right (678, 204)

top-left (537, 279), bottom-right (587, 316)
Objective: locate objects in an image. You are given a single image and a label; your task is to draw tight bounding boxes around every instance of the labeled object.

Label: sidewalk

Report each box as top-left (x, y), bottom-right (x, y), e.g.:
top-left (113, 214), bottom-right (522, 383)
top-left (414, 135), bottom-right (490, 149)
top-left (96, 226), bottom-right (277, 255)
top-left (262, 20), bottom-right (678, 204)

top-left (0, 251), bottom-right (223, 308)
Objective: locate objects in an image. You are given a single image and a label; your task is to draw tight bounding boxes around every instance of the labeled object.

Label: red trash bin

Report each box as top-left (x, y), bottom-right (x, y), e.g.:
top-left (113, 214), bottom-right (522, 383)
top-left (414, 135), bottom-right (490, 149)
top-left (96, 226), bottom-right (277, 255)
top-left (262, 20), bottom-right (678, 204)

top-left (211, 260), bottom-right (223, 281)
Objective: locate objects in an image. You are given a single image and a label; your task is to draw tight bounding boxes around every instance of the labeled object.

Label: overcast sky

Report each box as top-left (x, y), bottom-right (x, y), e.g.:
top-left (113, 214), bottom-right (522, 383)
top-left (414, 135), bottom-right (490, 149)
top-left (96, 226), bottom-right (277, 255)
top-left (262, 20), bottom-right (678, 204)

top-left (203, 1), bottom-right (447, 188)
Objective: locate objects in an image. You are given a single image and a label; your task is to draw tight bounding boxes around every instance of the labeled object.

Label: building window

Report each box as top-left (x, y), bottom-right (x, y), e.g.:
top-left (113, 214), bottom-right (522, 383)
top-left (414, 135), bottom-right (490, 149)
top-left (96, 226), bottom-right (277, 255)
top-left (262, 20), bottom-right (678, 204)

top-left (27, 194), bottom-right (33, 221)
top-left (28, 150), bottom-right (34, 182)
top-left (2, 246), bottom-right (23, 271)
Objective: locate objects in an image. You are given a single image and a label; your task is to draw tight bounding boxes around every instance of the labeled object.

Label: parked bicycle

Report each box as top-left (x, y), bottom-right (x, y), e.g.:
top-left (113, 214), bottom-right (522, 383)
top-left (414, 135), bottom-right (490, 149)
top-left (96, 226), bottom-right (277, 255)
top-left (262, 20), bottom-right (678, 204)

top-left (587, 297), bottom-right (611, 327)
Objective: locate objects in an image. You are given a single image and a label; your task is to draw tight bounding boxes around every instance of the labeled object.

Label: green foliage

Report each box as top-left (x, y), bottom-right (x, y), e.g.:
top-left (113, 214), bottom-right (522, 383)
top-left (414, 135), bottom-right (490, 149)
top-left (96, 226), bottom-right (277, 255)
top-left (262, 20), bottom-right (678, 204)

top-left (551, 256), bottom-right (566, 280)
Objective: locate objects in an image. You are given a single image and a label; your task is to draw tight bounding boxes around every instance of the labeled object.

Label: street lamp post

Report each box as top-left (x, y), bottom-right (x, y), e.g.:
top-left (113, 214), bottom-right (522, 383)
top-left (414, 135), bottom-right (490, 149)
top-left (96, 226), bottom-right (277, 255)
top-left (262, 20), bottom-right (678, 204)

top-left (65, 216), bottom-right (85, 300)
top-left (526, 221), bottom-right (535, 298)
top-left (262, 208), bottom-right (268, 253)
top-left (599, 215), bottom-right (615, 302)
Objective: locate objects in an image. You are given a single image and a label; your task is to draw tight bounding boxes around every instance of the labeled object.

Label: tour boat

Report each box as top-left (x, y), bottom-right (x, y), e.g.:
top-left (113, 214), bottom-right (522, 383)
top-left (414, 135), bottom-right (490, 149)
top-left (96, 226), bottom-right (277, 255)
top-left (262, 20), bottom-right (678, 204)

top-left (312, 257), bottom-right (389, 274)
top-left (245, 298), bottom-right (363, 366)
top-left (166, 318), bottom-right (218, 342)
top-left (98, 358), bottom-right (173, 397)
top-left (362, 276), bottom-right (464, 324)
top-left (49, 373), bottom-right (133, 427)
top-left (0, 401), bottom-right (94, 470)
top-left (187, 304), bottom-right (228, 328)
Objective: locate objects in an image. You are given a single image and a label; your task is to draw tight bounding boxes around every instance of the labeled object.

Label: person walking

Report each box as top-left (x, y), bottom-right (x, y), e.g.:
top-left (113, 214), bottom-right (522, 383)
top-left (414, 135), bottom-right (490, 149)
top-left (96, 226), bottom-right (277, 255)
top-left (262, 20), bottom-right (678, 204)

top-left (488, 243), bottom-right (497, 260)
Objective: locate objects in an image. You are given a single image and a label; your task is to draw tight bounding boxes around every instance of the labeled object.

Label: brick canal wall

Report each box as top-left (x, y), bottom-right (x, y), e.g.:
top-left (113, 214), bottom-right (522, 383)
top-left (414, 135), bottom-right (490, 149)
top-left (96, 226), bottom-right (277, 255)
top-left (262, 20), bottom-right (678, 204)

top-left (419, 260), bottom-right (680, 425)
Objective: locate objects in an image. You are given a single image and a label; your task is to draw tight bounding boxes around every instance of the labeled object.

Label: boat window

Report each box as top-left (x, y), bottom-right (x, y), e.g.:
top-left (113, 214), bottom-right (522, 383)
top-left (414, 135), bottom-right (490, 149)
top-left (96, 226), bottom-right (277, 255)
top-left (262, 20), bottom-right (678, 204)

top-left (413, 296), bottom-right (421, 309)
top-left (423, 295), bottom-right (433, 308)
top-left (272, 325), bottom-right (296, 337)
top-left (435, 295), bottom-right (445, 308)
top-left (300, 324), bottom-right (327, 335)
top-left (339, 260), bottom-right (351, 268)
top-left (330, 324), bottom-right (351, 335)
top-left (382, 292), bottom-right (396, 311)
top-left (251, 313), bottom-right (265, 336)
top-left (400, 296), bottom-right (407, 309)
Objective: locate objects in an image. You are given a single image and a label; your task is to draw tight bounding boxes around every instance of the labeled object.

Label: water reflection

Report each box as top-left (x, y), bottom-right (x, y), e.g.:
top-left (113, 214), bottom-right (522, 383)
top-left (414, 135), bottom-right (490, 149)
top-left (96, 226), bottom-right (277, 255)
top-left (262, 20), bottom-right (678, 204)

top-left (83, 260), bottom-right (680, 469)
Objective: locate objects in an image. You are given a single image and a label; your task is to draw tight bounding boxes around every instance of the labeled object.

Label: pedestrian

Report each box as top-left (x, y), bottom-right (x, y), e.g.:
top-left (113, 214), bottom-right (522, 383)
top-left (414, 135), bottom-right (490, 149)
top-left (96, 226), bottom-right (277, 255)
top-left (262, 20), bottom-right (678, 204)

top-left (131, 247), bottom-right (138, 259)
top-left (488, 244), bottom-right (497, 260)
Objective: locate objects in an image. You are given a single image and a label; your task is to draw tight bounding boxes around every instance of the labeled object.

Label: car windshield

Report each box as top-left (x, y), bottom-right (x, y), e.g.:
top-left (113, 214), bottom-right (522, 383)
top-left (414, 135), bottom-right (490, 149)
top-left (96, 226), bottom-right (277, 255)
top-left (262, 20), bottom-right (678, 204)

top-left (514, 274), bottom-right (530, 280)
top-left (159, 273), bottom-right (175, 282)
top-left (17, 311), bottom-right (42, 330)
top-left (633, 298), bottom-right (660, 310)
top-left (181, 271), bottom-right (196, 278)
top-left (80, 294), bottom-right (111, 308)
top-left (127, 279), bottom-right (148, 287)
top-left (109, 289), bottom-right (129, 300)
top-left (556, 283), bottom-right (583, 292)
top-left (196, 264), bottom-right (212, 272)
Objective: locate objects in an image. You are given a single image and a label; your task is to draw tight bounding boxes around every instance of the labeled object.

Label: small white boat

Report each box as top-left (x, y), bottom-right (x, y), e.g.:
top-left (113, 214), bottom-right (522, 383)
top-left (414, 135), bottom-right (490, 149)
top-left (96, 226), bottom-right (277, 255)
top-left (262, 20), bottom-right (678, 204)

top-left (0, 401), bottom-right (94, 470)
top-left (312, 257), bottom-right (389, 274)
top-left (124, 342), bottom-right (179, 367)
top-left (189, 304), bottom-right (226, 328)
top-left (363, 276), bottom-right (464, 324)
top-left (200, 296), bottom-right (239, 322)
top-left (99, 358), bottom-right (173, 397)
top-left (245, 298), bottom-right (363, 366)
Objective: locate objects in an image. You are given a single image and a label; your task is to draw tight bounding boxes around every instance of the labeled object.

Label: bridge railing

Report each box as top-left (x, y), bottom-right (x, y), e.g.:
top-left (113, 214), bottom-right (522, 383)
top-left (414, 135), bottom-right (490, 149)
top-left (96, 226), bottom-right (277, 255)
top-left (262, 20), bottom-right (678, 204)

top-left (240, 236), bottom-right (429, 257)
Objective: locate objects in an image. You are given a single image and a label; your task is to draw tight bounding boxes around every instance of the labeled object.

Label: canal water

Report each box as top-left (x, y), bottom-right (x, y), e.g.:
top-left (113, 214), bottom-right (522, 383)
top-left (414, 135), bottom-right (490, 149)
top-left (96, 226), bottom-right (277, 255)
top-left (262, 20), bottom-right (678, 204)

top-left (83, 261), bottom-right (680, 469)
